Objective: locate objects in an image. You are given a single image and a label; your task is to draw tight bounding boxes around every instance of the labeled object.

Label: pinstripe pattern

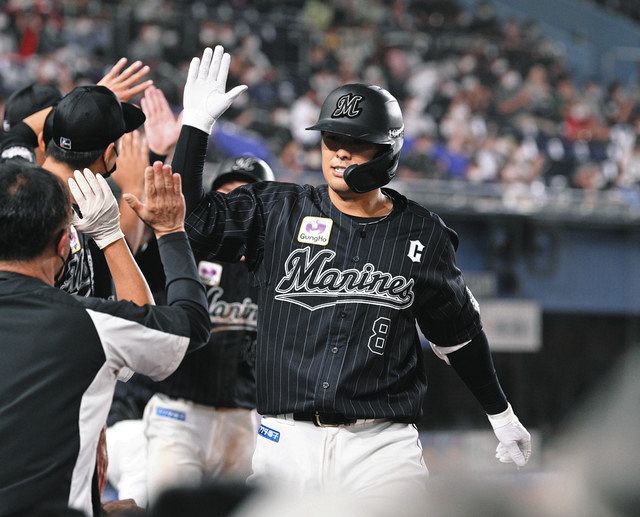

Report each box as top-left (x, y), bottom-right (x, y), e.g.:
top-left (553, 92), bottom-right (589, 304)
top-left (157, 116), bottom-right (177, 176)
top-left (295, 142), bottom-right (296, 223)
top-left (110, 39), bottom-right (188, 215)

top-left (185, 183), bottom-right (482, 419)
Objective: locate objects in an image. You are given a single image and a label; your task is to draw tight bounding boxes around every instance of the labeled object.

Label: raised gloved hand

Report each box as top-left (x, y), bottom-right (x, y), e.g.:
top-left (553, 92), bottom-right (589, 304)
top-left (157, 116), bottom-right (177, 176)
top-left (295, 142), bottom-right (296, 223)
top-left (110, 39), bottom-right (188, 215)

top-left (182, 45), bottom-right (248, 134)
top-left (68, 168), bottom-right (124, 249)
top-left (488, 403), bottom-right (532, 467)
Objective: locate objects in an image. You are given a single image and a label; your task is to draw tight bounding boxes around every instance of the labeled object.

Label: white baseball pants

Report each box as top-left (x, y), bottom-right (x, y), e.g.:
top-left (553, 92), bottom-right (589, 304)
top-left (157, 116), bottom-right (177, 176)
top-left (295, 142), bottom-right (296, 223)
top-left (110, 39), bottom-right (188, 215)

top-left (144, 393), bottom-right (258, 502)
top-left (249, 415), bottom-right (428, 510)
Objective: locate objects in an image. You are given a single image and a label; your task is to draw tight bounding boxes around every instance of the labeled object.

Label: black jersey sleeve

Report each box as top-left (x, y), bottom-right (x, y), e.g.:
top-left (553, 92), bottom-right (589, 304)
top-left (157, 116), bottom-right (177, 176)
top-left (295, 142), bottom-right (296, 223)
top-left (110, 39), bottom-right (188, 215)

top-left (414, 226), bottom-right (482, 346)
top-left (185, 182), bottom-right (296, 266)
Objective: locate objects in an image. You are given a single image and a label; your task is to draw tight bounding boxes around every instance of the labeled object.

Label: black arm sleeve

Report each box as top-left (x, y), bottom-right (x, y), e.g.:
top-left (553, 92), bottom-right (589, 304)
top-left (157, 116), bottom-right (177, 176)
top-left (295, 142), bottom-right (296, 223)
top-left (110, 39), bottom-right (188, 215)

top-left (157, 231), bottom-right (209, 352)
top-left (447, 330), bottom-right (508, 415)
top-left (171, 125), bottom-right (209, 212)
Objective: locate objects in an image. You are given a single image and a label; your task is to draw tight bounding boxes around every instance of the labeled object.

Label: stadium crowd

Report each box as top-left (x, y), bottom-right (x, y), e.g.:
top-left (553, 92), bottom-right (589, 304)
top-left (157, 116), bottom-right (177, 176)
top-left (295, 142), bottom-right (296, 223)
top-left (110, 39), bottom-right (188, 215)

top-left (2, 0), bottom-right (640, 195)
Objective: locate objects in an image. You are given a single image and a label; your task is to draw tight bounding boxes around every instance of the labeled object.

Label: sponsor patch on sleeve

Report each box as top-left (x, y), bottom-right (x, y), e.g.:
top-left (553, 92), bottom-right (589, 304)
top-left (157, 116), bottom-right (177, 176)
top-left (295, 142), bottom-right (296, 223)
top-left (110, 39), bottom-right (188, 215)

top-left (258, 423), bottom-right (281, 442)
top-left (297, 216), bottom-right (333, 246)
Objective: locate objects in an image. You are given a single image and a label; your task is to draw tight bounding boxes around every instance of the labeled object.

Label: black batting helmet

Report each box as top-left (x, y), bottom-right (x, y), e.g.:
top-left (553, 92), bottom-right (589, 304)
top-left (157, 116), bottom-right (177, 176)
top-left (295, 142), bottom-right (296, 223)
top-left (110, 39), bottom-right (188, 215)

top-left (210, 155), bottom-right (275, 192)
top-left (306, 83), bottom-right (404, 193)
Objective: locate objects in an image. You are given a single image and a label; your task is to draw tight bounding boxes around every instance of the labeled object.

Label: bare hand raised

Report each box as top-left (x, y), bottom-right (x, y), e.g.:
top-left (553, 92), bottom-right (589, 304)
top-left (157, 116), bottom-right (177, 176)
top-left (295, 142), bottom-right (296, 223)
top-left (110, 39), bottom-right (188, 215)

top-left (123, 161), bottom-right (185, 239)
top-left (141, 86), bottom-right (182, 156)
top-left (98, 58), bottom-right (153, 102)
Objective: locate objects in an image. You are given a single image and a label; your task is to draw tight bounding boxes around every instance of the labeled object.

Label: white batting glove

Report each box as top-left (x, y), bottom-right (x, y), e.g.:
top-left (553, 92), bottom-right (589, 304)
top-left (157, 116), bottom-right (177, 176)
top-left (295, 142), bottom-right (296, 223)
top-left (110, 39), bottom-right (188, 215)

top-left (182, 45), bottom-right (248, 134)
top-left (68, 168), bottom-right (124, 249)
top-left (488, 403), bottom-right (531, 468)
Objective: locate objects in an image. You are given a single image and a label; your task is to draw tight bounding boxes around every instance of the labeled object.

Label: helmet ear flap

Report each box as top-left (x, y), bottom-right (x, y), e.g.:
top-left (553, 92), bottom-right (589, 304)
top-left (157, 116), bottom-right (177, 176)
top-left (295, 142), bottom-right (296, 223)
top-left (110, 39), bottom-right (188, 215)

top-left (343, 147), bottom-right (399, 193)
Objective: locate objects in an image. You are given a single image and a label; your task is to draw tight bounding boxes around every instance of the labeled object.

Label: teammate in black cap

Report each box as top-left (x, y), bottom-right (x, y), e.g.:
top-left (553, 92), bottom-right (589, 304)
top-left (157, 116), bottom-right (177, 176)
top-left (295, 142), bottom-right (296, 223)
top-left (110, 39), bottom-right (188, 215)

top-left (42, 84), bottom-right (148, 299)
top-left (172, 47), bottom-right (531, 504)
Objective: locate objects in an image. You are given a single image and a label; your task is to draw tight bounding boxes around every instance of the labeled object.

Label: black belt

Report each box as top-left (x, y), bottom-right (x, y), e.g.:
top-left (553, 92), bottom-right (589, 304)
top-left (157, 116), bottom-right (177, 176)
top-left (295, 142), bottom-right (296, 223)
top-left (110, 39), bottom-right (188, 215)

top-left (293, 412), bottom-right (358, 427)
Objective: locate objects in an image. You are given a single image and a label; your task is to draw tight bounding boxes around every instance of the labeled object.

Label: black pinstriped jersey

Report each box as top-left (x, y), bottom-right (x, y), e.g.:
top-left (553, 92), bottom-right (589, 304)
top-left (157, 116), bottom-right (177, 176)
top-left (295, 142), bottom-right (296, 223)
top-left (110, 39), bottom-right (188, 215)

top-left (153, 260), bottom-right (258, 408)
top-left (185, 181), bottom-right (482, 420)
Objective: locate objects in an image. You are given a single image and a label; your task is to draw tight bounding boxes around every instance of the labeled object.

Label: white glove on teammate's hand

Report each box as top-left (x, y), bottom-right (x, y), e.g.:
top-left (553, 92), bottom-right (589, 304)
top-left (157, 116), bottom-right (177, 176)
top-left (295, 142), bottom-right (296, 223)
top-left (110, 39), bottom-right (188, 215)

top-left (182, 45), bottom-right (248, 134)
top-left (488, 403), bottom-right (532, 467)
top-left (68, 168), bottom-right (124, 249)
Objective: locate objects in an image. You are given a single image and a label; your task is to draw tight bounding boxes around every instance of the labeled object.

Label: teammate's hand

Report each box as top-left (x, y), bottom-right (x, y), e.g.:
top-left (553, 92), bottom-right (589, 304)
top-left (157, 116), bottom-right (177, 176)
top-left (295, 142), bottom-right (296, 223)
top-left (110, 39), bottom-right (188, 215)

top-left (182, 45), bottom-right (248, 134)
top-left (68, 168), bottom-right (124, 249)
top-left (113, 130), bottom-right (149, 195)
top-left (113, 130), bottom-right (149, 254)
top-left (123, 161), bottom-right (185, 239)
top-left (98, 58), bottom-right (153, 102)
top-left (488, 404), bottom-right (531, 467)
top-left (141, 86), bottom-right (182, 155)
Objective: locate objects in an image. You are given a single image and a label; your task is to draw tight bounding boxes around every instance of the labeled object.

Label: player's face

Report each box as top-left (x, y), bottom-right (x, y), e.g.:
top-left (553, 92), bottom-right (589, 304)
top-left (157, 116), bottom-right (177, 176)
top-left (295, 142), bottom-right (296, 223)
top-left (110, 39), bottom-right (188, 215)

top-left (216, 180), bottom-right (248, 193)
top-left (321, 132), bottom-right (380, 195)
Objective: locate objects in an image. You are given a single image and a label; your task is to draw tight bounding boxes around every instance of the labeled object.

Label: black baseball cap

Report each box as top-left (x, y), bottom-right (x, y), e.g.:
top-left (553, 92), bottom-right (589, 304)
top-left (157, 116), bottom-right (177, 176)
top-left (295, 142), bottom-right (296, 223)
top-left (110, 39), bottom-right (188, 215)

top-left (210, 155), bottom-right (275, 191)
top-left (43, 108), bottom-right (54, 148)
top-left (3, 83), bottom-right (62, 131)
top-left (51, 85), bottom-right (145, 152)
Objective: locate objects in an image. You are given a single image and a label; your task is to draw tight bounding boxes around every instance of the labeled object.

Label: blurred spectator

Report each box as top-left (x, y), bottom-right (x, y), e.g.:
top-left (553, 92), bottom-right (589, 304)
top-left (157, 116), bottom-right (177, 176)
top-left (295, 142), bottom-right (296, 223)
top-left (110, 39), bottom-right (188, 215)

top-left (2, 0), bottom-right (640, 202)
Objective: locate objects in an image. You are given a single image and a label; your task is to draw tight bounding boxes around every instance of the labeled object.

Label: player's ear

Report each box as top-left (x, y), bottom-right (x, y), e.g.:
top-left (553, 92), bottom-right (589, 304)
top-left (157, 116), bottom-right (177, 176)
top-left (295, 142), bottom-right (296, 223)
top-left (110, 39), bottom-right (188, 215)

top-left (55, 227), bottom-right (70, 258)
top-left (37, 130), bottom-right (45, 152)
top-left (104, 142), bottom-right (116, 161)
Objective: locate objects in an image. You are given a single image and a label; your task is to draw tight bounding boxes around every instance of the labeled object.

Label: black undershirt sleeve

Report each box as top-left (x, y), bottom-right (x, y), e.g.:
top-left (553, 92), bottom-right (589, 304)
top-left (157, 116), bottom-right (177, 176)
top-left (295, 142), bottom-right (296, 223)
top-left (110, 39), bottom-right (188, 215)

top-left (447, 330), bottom-right (508, 415)
top-left (157, 231), bottom-right (209, 352)
top-left (171, 125), bottom-right (209, 212)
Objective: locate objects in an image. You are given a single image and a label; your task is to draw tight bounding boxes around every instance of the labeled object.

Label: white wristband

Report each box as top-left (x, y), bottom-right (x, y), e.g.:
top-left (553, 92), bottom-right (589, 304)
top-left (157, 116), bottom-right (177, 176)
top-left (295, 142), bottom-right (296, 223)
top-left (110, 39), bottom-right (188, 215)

top-left (487, 403), bottom-right (516, 429)
top-left (94, 229), bottom-right (125, 250)
top-left (182, 109), bottom-right (215, 135)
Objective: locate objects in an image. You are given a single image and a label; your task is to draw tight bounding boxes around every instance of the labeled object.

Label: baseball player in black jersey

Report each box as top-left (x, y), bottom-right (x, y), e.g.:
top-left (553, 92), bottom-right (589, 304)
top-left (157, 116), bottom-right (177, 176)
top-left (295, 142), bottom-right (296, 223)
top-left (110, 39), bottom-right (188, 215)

top-left (143, 156), bottom-right (274, 500)
top-left (173, 47), bottom-right (531, 502)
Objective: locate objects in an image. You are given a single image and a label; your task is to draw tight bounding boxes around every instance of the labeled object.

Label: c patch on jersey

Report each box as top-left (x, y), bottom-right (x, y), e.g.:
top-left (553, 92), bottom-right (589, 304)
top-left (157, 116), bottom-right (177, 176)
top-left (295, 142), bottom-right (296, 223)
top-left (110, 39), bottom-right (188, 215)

top-left (297, 216), bottom-right (333, 246)
top-left (258, 424), bottom-right (280, 442)
top-left (198, 260), bottom-right (223, 286)
top-left (407, 239), bottom-right (425, 263)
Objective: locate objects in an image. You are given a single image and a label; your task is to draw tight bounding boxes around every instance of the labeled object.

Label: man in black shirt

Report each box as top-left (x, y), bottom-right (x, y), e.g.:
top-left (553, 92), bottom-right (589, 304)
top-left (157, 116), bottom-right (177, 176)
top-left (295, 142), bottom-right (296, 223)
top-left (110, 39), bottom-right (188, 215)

top-left (143, 156), bottom-right (274, 501)
top-left (0, 160), bottom-right (209, 516)
top-left (174, 47), bottom-right (531, 501)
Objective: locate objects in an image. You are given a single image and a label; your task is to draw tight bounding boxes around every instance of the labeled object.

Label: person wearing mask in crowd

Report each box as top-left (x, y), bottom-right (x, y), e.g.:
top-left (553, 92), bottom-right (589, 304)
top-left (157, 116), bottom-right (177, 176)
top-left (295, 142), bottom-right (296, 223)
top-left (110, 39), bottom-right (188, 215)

top-left (0, 159), bottom-right (209, 517)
